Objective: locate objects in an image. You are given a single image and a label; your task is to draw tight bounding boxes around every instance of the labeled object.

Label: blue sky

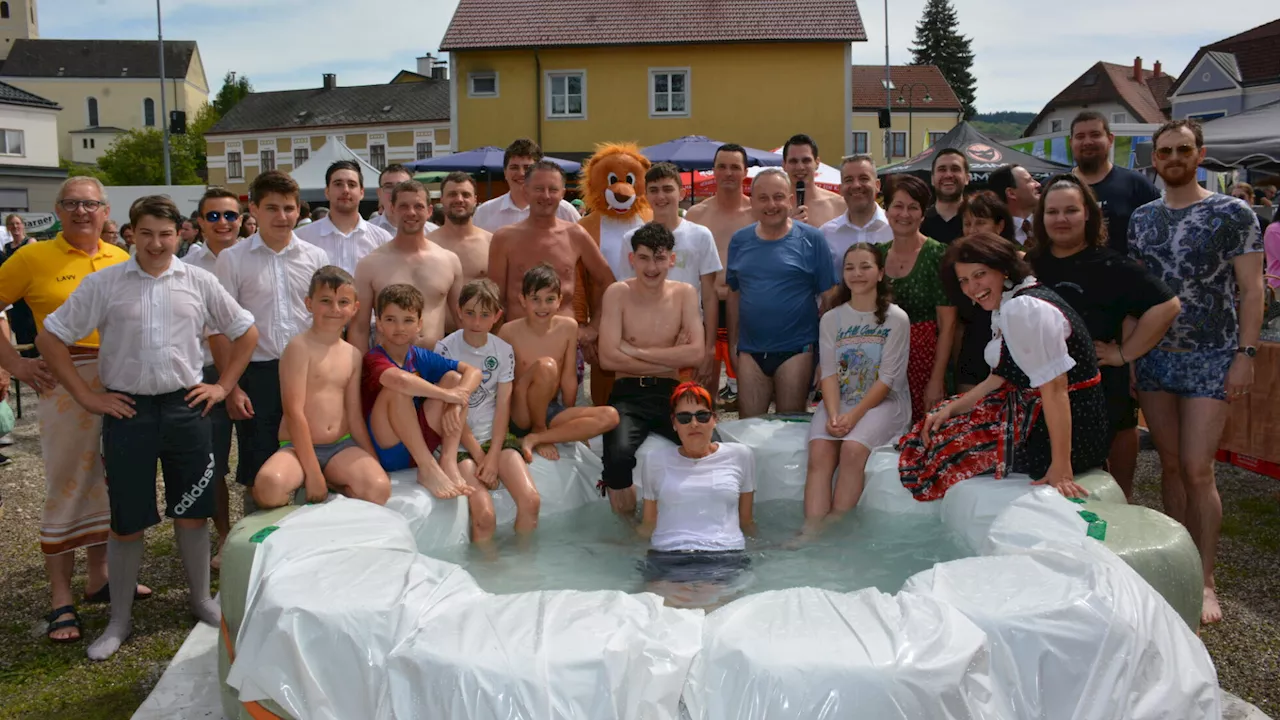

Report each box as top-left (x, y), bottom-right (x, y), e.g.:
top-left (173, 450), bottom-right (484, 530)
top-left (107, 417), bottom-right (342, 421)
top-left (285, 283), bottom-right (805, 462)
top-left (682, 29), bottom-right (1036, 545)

top-left (37, 0), bottom-right (1274, 113)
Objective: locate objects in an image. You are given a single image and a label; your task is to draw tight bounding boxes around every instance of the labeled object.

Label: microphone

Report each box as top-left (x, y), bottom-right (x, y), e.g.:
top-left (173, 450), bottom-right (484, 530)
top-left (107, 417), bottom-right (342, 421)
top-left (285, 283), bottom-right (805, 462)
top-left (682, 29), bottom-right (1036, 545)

top-left (795, 180), bottom-right (806, 208)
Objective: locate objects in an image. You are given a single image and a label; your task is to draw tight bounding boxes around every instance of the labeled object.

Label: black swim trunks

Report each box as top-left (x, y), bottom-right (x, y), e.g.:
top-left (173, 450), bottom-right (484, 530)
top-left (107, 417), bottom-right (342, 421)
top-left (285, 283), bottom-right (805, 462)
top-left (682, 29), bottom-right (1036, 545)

top-left (642, 549), bottom-right (751, 585)
top-left (748, 344), bottom-right (815, 378)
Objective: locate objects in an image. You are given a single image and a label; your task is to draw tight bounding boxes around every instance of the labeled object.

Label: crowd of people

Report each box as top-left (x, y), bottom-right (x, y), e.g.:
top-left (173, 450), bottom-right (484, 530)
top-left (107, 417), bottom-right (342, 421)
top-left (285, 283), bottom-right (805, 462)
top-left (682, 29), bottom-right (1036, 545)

top-left (0, 110), bottom-right (1264, 655)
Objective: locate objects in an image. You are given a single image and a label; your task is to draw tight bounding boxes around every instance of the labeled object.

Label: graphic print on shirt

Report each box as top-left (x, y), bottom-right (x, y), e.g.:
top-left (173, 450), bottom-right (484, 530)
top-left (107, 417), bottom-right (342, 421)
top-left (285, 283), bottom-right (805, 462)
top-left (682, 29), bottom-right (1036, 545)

top-left (834, 323), bottom-right (890, 407)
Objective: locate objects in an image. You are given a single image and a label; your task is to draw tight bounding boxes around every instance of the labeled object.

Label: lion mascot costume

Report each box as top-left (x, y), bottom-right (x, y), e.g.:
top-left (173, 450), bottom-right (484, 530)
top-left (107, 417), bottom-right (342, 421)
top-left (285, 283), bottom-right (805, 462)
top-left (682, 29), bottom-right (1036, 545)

top-left (573, 142), bottom-right (653, 407)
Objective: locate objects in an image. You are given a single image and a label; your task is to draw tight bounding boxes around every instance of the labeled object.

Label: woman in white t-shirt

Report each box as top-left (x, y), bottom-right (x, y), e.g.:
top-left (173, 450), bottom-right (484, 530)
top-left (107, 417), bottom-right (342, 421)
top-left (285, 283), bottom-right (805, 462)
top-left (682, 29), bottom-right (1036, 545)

top-left (638, 382), bottom-right (755, 608)
top-left (804, 243), bottom-right (911, 529)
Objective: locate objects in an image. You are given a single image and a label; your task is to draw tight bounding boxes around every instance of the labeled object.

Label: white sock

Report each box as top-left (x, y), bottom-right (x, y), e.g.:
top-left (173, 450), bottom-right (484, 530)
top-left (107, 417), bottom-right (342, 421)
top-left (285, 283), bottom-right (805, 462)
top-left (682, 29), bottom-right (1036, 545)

top-left (175, 525), bottom-right (220, 626)
top-left (88, 536), bottom-right (144, 661)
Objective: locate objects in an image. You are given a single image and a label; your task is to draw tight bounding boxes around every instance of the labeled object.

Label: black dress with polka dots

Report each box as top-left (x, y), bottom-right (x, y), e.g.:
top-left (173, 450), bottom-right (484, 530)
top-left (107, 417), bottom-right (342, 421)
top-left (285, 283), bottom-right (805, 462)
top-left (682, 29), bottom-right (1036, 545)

top-left (994, 284), bottom-right (1110, 479)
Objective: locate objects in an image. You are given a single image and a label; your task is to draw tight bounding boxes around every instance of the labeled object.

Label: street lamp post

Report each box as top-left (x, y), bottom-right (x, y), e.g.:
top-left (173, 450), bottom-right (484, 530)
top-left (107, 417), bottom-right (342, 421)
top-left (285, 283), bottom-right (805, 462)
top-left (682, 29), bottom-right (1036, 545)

top-left (896, 82), bottom-right (933, 158)
top-left (156, 0), bottom-right (172, 185)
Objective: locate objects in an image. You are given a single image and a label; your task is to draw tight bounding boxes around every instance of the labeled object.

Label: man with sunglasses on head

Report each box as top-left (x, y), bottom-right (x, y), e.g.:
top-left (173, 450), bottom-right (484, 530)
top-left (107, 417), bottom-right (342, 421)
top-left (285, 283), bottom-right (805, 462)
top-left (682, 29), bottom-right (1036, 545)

top-left (1069, 111), bottom-right (1160, 255)
top-left (296, 160), bottom-right (392, 275)
top-left (370, 164), bottom-right (437, 236)
top-left (473, 138), bottom-right (581, 233)
top-left (1128, 118), bottom-right (1264, 628)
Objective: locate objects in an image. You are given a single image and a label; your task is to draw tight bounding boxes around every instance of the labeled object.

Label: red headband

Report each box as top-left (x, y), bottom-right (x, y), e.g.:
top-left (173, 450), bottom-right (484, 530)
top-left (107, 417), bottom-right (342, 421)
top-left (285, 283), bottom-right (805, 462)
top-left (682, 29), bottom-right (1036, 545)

top-left (670, 381), bottom-right (713, 411)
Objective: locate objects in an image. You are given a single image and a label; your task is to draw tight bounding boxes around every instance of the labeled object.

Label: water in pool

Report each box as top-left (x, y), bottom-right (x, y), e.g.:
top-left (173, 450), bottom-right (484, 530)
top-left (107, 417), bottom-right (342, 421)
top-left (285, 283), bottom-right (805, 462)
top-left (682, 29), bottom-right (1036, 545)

top-left (428, 500), bottom-right (971, 607)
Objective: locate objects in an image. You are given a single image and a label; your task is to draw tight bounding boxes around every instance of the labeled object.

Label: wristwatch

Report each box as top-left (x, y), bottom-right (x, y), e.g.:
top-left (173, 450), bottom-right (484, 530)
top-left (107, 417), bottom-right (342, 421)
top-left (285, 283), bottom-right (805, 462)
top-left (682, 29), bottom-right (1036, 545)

top-left (1236, 346), bottom-right (1257, 357)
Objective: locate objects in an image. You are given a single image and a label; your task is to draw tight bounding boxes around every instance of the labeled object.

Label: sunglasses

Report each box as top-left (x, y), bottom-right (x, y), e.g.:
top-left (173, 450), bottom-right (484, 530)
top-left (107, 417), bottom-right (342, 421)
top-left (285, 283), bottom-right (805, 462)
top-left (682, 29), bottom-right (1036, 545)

top-left (674, 410), bottom-right (714, 425)
top-left (1154, 144), bottom-right (1197, 159)
top-left (204, 210), bottom-right (241, 223)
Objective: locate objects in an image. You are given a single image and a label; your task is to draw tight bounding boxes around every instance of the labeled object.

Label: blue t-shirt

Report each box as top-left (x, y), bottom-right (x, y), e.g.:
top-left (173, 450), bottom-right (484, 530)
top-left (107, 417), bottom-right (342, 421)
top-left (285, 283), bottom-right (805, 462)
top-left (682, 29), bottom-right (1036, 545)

top-left (726, 221), bottom-right (837, 353)
top-left (1128, 193), bottom-right (1262, 351)
top-left (1090, 165), bottom-right (1160, 255)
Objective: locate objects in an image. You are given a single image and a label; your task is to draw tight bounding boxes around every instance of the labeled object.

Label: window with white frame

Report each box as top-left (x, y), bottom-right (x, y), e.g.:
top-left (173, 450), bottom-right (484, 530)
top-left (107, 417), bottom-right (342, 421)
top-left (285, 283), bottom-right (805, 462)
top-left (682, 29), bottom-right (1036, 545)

top-left (546, 71), bottom-right (585, 118)
top-left (890, 131), bottom-right (907, 157)
top-left (468, 72), bottom-right (498, 97)
top-left (1112, 112), bottom-right (1127, 124)
top-left (650, 69), bottom-right (689, 116)
top-left (927, 131), bottom-right (947, 147)
top-left (416, 142), bottom-right (433, 160)
top-left (852, 132), bottom-right (869, 154)
top-left (227, 152), bottom-right (243, 179)
top-left (0, 129), bottom-right (24, 155)
top-left (260, 149), bottom-right (275, 172)
top-left (369, 144), bottom-right (386, 170)
top-left (1050, 119), bottom-right (1063, 133)
top-left (294, 147), bottom-right (309, 166)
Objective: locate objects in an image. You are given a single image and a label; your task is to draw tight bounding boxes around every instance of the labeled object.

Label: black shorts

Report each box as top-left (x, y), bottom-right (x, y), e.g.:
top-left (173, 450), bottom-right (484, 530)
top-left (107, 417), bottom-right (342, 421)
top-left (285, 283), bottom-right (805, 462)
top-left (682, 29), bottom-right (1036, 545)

top-left (203, 365), bottom-right (233, 482)
top-left (102, 389), bottom-right (215, 536)
top-left (234, 360), bottom-right (283, 487)
top-left (602, 377), bottom-right (682, 491)
top-left (718, 299), bottom-right (727, 330)
top-left (1101, 366), bottom-right (1139, 434)
top-left (642, 549), bottom-right (750, 585)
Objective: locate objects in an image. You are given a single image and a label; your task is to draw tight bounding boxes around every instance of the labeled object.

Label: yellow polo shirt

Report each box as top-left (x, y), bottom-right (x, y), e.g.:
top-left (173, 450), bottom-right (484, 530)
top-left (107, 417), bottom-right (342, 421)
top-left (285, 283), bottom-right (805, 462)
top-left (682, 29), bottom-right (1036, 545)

top-left (0, 233), bottom-right (129, 348)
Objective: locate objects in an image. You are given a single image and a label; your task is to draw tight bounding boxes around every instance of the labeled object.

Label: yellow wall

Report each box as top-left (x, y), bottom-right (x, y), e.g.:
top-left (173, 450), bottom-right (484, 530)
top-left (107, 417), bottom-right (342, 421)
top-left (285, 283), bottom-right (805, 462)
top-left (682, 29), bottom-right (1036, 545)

top-left (851, 111), bottom-right (961, 167)
top-left (454, 43), bottom-right (848, 156)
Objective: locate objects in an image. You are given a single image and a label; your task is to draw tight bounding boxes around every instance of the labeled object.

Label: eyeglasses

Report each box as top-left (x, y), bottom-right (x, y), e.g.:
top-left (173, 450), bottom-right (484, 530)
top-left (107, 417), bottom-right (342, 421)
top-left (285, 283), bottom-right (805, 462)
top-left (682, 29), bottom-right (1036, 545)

top-left (58, 199), bottom-right (105, 212)
top-left (204, 210), bottom-right (241, 223)
top-left (674, 410), bottom-right (714, 425)
top-left (1154, 144), bottom-right (1197, 159)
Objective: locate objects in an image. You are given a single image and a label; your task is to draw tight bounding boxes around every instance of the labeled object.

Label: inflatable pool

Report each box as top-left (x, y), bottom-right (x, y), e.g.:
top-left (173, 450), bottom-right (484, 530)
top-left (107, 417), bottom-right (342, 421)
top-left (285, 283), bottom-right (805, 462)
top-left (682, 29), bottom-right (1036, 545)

top-left (217, 418), bottom-right (1219, 720)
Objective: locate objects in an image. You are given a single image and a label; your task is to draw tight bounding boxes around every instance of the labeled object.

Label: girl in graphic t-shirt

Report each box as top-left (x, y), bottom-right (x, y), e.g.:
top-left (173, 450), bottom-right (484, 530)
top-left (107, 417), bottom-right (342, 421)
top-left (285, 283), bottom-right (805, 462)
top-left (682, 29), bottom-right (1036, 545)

top-left (804, 243), bottom-right (911, 529)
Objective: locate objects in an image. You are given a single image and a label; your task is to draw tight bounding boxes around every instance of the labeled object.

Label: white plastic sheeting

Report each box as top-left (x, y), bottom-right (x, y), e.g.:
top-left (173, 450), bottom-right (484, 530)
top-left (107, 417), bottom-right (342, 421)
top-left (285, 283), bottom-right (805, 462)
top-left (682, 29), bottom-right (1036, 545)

top-left (682, 587), bottom-right (999, 720)
top-left (860, 444), bottom-right (940, 516)
top-left (715, 419), bottom-right (810, 502)
top-left (633, 433), bottom-right (680, 497)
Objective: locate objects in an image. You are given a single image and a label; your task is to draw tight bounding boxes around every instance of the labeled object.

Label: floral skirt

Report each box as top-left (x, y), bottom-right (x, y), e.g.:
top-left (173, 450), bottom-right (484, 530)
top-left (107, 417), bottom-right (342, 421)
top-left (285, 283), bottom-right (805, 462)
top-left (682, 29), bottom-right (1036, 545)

top-left (906, 320), bottom-right (938, 426)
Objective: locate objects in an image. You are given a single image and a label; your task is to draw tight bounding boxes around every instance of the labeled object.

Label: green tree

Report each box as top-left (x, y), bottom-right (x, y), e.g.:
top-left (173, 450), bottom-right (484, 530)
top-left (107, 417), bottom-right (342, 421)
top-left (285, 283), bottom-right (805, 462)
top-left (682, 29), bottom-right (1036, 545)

top-left (910, 0), bottom-right (978, 119)
top-left (175, 103), bottom-right (222, 180)
top-left (58, 158), bottom-right (111, 184)
top-left (213, 71), bottom-right (252, 116)
top-left (97, 128), bottom-right (203, 185)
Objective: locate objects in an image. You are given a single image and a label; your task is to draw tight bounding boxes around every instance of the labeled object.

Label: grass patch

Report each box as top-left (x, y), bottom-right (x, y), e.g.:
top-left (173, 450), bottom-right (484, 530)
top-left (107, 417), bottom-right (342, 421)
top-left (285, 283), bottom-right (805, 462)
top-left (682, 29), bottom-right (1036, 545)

top-left (1220, 495), bottom-right (1280, 554)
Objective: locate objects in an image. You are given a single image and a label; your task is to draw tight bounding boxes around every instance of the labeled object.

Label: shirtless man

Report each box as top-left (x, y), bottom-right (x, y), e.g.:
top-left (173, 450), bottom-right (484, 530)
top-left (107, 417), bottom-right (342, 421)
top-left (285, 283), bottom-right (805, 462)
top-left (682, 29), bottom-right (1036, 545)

top-left (783, 133), bottom-right (846, 229)
top-left (352, 180), bottom-right (464, 351)
top-left (685, 144), bottom-right (755, 403)
top-left (598, 222), bottom-right (706, 515)
top-left (429, 171), bottom-right (492, 284)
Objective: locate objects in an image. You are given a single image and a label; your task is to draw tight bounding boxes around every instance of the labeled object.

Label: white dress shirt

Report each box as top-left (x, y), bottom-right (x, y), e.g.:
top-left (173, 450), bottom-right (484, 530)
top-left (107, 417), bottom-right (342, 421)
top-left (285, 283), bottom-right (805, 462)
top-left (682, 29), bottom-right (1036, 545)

top-left (44, 257), bottom-right (254, 395)
top-left (369, 213), bottom-right (438, 235)
top-left (295, 215), bottom-right (392, 275)
top-left (214, 233), bottom-right (330, 362)
top-left (181, 242), bottom-right (229, 367)
top-left (472, 192), bottom-right (581, 233)
top-left (1014, 215), bottom-right (1034, 246)
top-left (819, 206), bottom-right (894, 266)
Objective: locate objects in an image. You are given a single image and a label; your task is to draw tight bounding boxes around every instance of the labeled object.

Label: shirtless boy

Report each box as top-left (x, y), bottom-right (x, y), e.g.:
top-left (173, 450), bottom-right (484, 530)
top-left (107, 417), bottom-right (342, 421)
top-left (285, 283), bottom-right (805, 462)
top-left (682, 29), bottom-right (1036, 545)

top-left (685, 144), bottom-right (755, 404)
top-left (252, 266), bottom-right (391, 509)
top-left (428, 171), bottom-right (492, 284)
top-left (364, 283), bottom-right (482, 499)
top-left (499, 263), bottom-right (618, 461)
top-left (597, 223), bottom-right (706, 514)
top-left (352, 180), bottom-right (464, 351)
top-left (783, 133), bottom-right (846, 228)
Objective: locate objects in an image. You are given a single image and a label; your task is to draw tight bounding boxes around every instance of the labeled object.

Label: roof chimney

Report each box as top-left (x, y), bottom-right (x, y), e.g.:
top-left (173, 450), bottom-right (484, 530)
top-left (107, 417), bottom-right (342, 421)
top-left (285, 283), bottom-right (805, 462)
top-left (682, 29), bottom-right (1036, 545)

top-left (1153, 60), bottom-right (1162, 77)
top-left (431, 60), bottom-right (448, 80)
top-left (323, 73), bottom-right (337, 90)
top-left (1133, 56), bottom-right (1142, 81)
top-left (416, 53), bottom-right (435, 77)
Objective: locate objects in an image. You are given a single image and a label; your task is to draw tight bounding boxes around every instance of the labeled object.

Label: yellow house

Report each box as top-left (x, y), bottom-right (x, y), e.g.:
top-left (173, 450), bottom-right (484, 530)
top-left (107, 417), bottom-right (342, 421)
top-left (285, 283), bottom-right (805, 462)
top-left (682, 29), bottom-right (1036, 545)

top-left (0, 37), bottom-right (209, 165)
top-left (440, 0), bottom-right (866, 159)
top-left (204, 73), bottom-right (450, 198)
top-left (851, 65), bottom-right (963, 167)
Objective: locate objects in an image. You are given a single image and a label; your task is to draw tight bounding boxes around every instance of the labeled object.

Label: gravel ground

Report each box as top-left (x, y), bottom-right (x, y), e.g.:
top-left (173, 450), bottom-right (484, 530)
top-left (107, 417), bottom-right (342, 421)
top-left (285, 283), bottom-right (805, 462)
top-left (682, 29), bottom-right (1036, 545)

top-left (0, 384), bottom-right (1276, 718)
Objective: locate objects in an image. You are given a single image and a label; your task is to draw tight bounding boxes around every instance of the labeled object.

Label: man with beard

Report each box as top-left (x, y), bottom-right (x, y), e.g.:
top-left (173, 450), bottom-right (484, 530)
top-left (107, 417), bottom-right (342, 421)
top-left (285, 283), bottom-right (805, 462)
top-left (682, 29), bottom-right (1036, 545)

top-left (783, 134), bottom-right (846, 229)
top-left (429, 172), bottom-right (492, 284)
top-left (920, 149), bottom-right (968, 244)
top-left (987, 164), bottom-right (1041, 246)
top-left (686, 144), bottom-right (755, 405)
top-left (473, 138), bottom-right (580, 232)
top-left (1070, 111), bottom-right (1160, 255)
top-left (1128, 119), bottom-right (1264, 627)
top-left (370, 164), bottom-right (438, 235)
top-left (296, 160), bottom-right (392, 275)
top-left (819, 155), bottom-right (893, 266)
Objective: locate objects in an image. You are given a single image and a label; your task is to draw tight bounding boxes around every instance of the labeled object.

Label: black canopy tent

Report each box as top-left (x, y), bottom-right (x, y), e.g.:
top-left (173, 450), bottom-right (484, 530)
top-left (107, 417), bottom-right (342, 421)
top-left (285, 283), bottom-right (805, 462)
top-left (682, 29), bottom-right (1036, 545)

top-left (877, 122), bottom-right (1071, 184)
top-left (1199, 100), bottom-right (1280, 172)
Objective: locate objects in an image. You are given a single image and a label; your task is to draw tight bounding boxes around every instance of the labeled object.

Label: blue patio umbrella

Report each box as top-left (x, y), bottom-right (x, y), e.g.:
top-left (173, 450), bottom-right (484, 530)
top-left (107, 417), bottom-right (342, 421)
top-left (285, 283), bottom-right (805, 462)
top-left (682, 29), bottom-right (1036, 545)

top-left (405, 146), bottom-right (582, 175)
top-left (640, 135), bottom-right (783, 171)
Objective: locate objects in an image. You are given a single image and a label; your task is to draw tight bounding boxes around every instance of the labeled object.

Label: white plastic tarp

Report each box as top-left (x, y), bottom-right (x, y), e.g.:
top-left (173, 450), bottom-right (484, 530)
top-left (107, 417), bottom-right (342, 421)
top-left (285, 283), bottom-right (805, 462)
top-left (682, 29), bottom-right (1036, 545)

top-left (683, 587), bottom-right (998, 720)
top-left (859, 444), bottom-right (939, 516)
top-left (715, 419), bottom-right (810, 502)
top-left (385, 590), bottom-right (703, 720)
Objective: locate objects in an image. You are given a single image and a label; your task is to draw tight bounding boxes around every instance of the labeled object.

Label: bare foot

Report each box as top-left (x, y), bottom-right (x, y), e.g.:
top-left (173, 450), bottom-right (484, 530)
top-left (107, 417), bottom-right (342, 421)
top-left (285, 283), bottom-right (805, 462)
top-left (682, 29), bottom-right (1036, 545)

top-left (519, 436), bottom-right (536, 463)
top-left (534, 443), bottom-right (560, 461)
top-left (417, 464), bottom-right (464, 499)
top-left (1201, 586), bottom-right (1223, 625)
top-left (439, 458), bottom-right (472, 496)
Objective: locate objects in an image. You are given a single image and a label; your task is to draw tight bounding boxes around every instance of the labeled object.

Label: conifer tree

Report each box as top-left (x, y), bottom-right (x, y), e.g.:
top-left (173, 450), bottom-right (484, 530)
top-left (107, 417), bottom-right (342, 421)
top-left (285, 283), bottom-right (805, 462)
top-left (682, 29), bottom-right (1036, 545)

top-left (910, 0), bottom-right (978, 119)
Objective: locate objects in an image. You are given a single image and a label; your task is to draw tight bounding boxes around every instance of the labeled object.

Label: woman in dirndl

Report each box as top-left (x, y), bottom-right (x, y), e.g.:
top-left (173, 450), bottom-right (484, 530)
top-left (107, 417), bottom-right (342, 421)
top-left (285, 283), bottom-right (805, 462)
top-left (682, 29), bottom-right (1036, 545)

top-left (898, 232), bottom-right (1111, 502)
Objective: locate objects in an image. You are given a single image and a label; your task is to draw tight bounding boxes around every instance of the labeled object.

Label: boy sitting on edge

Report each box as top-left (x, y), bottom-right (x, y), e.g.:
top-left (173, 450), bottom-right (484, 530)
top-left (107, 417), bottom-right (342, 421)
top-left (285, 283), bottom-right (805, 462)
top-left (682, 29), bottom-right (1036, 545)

top-left (499, 263), bottom-right (619, 461)
top-left (252, 266), bottom-right (391, 509)
top-left (364, 283), bottom-right (482, 499)
top-left (436, 279), bottom-right (541, 541)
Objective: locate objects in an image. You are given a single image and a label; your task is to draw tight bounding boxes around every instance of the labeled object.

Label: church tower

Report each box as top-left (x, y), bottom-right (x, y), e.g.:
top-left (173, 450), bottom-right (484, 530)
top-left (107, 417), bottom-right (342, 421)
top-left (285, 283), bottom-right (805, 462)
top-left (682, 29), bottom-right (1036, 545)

top-left (0, 0), bottom-right (38, 62)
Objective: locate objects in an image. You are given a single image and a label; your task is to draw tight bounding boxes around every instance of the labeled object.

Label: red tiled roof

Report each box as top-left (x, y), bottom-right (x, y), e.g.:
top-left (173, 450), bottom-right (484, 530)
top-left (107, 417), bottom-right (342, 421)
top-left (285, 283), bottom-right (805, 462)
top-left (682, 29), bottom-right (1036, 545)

top-left (1099, 62), bottom-right (1167, 123)
top-left (850, 65), bottom-right (962, 111)
top-left (1173, 19), bottom-right (1280, 91)
top-left (1023, 60), bottom-right (1169, 136)
top-left (440, 0), bottom-right (867, 51)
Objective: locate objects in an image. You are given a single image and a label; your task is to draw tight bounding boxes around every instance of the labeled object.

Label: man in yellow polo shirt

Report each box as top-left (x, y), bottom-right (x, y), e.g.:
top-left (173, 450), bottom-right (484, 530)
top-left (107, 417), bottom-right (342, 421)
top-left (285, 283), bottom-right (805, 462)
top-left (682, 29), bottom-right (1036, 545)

top-left (0, 177), bottom-right (147, 644)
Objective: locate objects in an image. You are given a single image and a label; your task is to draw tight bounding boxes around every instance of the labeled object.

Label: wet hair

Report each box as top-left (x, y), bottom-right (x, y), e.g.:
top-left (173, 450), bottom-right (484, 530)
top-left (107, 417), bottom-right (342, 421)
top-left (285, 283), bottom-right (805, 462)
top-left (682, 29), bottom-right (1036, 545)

top-left (1030, 174), bottom-right (1106, 258)
top-left (830, 243), bottom-right (892, 324)
top-left (378, 163), bottom-right (411, 184)
top-left (504, 138), bottom-right (543, 168)
top-left (669, 381), bottom-right (714, 412)
top-left (250, 171), bottom-right (300, 205)
top-left (128, 194), bottom-right (185, 230)
top-left (442, 171), bottom-right (475, 195)
top-left (630, 221), bottom-right (676, 254)
top-left (986, 164), bottom-right (1023, 205)
top-left (522, 262), bottom-right (561, 297)
top-left (307, 265), bottom-right (355, 298)
top-left (714, 143), bottom-right (748, 168)
top-left (782, 133), bottom-right (819, 161)
top-left (884, 173), bottom-right (932, 208)
top-left (198, 187), bottom-right (240, 215)
top-left (376, 283), bottom-right (425, 318)
top-left (941, 232), bottom-right (1033, 304)
top-left (960, 190), bottom-right (1015, 242)
top-left (932, 148), bottom-right (969, 174)
top-left (525, 159), bottom-right (565, 183)
top-left (1070, 110), bottom-right (1111, 136)
top-left (458, 278), bottom-right (502, 313)
top-left (1152, 118), bottom-right (1204, 149)
top-left (645, 161), bottom-right (681, 186)
top-left (325, 159), bottom-right (363, 187)
top-left (391, 179), bottom-right (427, 206)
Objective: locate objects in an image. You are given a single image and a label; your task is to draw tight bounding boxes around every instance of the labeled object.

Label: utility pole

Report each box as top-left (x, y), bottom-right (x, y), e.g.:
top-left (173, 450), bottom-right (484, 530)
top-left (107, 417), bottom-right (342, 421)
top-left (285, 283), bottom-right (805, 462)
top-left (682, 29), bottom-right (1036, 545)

top-left (883, 0), bottom-right (891, 164)
top-left (157, 0), bottom-right (172, 185)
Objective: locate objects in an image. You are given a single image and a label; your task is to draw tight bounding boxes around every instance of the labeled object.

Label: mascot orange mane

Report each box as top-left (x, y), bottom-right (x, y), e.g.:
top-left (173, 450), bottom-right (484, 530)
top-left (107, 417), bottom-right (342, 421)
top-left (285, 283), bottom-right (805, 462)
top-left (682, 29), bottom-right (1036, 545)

top-left (573, 142), bottom-right (653, 406)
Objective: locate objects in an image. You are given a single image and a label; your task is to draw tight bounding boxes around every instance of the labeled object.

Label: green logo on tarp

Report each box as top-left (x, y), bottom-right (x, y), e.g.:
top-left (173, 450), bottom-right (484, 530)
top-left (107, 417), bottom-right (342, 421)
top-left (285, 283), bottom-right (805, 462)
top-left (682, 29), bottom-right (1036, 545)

top-left (1077, 511), bottom-right (1107, 541)
top-left (249, 526), bottom-right (279, 544)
